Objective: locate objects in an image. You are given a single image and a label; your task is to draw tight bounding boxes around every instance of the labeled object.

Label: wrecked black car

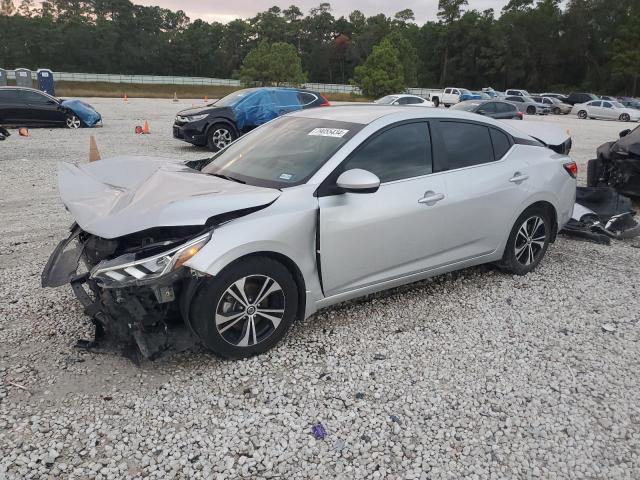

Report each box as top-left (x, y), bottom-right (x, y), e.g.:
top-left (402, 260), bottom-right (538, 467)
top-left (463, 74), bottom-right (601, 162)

top-left (588, 125), bottom-right (640, 197)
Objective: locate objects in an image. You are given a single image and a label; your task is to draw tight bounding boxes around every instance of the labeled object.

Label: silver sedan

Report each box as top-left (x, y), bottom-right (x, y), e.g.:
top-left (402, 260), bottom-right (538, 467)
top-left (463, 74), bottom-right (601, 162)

top-left (42, 106), bottom-right (576, 360)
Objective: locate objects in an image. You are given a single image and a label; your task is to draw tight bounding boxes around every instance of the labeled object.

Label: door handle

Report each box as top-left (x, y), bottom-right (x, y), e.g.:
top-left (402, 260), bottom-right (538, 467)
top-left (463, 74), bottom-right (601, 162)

top-left (509, 173), bottom-right (529, 183)
top-left (418, 191), bottom-right (445, 205)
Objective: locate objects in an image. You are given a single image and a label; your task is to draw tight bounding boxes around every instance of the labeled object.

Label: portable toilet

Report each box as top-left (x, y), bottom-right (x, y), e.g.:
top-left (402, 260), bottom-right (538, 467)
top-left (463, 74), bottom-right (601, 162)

top-left (0, 69), bottom-right (6, 87)
top-left (37, 68), bottom-right (55, 96)
top-left (14, 68), bottom-right (32, 88)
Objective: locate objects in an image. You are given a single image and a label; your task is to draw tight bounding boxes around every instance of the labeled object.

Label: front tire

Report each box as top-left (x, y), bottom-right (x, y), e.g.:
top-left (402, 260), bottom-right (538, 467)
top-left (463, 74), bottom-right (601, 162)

top-left (526, 106), bottom-right (536, 115)
top-left (206, 123), bottom-right (237, 152)
top-left (66, 114), bottom-right (82, 129)
top-left (189, 256), bottom-right (299, 359)
top-left (619, 113), bottom-right (631, 122)
top-left (577, 110), bottom-right (588, 119)
top-left (432, 97), bottom-right (440, 108)
top-left (552, 107), bottom-right (561, 115)
top-left (499, 207), bottom-right (552, 275)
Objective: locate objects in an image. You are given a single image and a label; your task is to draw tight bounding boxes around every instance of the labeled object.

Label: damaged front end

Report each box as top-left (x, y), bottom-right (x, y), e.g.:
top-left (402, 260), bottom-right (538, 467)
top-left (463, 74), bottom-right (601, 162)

top-left (42, 224), bottom-right (212, 361)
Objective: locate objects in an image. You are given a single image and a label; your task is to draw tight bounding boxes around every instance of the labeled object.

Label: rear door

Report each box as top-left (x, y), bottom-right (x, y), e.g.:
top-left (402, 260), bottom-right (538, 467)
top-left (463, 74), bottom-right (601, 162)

top-left (318, 121), bottom-right (448, 296)
top-left (588, 101), bottom-right (603, 118)
top-left (495, 102), bottom-right (518, 119)
top-left (0, 89), bottom-right (24, 125)
top-left (430, 120), bottom-right (528, 261)
top-left (601, 101), bottom-right (616, 119)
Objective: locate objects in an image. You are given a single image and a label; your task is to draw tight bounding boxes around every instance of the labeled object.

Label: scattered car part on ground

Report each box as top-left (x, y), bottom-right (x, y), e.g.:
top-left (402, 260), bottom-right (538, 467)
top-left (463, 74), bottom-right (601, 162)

top-left (531, 96), bottom-right (572, 115)
top-left (451, 99), bottom-right (523, 120)
top-left (173, 87), bottom-right (330, 152)
top-left (0, 126), bottom-right (9, 140)
top-left (588, 125), bottom-right (640, 197)
top-left (374, 94), bottom-right (434, 107)
top-left (430, 88), bottom-right (482, 108)
top-left (572, 100), bottom-right (640, 122)
top-left (0, 86), bottom-right (102, 128)
top-left (505, 96), bottom-right (551, 115)
top-left (43, 106), bottom-right (576, 361)
top-left (561, 186), bottom-right (639, 244)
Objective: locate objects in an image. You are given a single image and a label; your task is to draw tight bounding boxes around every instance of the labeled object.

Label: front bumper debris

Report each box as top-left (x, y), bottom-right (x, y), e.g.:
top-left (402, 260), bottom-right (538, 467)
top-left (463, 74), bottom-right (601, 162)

top-left (42, 226), bottom-right (201, 362)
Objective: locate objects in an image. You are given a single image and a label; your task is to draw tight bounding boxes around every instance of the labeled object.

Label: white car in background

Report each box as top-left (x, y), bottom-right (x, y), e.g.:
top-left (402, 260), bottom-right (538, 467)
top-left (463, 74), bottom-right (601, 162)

top-left (374, 94), bottom-right (435, 107)
top-left (572, 100), bottom-right (640, 122)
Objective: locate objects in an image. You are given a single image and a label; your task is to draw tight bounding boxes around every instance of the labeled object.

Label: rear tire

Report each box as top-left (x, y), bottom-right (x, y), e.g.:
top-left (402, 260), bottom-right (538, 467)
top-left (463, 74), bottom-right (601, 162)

top-left (189, 256), bottom-right (299, 359)
top-left (206, 123), bottom-right (237, 152)
top-left (499, 206), bottom-right (552, 276)
top-left (577, 110), bottom-right (588, 119)
top-left (552, 107), bottom-right (561, 115)
top-left (620, 113), bottom-right (631, 122)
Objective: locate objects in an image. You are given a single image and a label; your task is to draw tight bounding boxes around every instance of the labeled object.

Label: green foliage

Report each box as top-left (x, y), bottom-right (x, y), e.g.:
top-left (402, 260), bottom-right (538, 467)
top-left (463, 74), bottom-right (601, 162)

top-left (0, 0), bottom-right (638, 95)
top-left (353, 38), bottom-right (405, 97)
top-left (239, 42), bottom-right (306, 86)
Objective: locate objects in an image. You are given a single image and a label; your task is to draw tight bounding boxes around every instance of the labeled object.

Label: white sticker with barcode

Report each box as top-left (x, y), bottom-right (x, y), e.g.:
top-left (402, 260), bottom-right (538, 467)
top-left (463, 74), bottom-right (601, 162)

top-left (308, 127), bottom-right (349, 138)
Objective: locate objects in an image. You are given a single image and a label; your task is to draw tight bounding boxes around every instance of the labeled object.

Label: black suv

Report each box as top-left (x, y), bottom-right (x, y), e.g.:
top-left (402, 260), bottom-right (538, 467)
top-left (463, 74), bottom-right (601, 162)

top-left (564, 92), bottom-right (598, 106)
top-left (173, 87), bottom-right (330, 151)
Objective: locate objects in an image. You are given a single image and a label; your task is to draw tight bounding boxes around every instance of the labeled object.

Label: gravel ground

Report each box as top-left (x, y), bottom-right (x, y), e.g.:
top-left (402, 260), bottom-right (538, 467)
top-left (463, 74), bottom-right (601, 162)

top-left (1, 99), bottom-right (639, 479)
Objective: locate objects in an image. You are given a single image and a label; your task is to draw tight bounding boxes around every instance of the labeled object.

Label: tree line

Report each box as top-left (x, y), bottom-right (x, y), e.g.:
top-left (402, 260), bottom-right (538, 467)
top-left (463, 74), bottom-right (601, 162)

top-left (0, 0), bottom-right (638, 96)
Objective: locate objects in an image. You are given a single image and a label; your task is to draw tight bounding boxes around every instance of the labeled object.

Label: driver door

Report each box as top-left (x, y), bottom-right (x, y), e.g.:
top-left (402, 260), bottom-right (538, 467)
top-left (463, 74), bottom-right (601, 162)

top-left (318, 121), bottom-right (447, 296)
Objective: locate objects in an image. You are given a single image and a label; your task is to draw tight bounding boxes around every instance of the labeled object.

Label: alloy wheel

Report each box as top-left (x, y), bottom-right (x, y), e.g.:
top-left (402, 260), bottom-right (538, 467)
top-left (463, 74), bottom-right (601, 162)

top-left (514, 215), bottom-right (547, 266)
top-left (211, 128), bottom-right (232, 150)
top-left (620, 113), bottom-right (630, 122)
top-left (578, 110), bottom-right (587, 119)
top-left (66, 115), bottom-right (81, 129)
top-left (215, 275), bottom-right (285, 347)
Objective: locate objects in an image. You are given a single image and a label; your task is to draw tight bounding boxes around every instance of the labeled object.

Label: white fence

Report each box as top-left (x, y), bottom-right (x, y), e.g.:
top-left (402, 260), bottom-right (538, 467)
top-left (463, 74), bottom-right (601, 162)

top-left (3, 70), bottom-right (441, 96)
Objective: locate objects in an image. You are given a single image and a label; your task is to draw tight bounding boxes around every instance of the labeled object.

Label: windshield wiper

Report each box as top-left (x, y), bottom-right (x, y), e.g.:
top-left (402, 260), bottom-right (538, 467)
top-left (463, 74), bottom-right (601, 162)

top-left (210, 173), bottom-right (246, 184)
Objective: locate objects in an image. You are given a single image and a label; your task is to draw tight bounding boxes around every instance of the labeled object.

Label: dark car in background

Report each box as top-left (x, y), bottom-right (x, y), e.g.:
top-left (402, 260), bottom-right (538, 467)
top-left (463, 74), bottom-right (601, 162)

top-left (173, 87), bottom-right (330, 151)
top-left (618, 97), bottom-right (640, 110)
top-left (564, 92), bottom-right (598, 106)
top-left (450, 100), bottom-right (523, 120)
top-left (0, 86), bottom-right (101, 128)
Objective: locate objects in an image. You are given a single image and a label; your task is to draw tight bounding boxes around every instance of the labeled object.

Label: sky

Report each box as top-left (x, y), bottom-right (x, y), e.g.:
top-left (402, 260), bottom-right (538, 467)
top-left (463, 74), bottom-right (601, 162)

top-left (133, 1), bottom-right (513, 24)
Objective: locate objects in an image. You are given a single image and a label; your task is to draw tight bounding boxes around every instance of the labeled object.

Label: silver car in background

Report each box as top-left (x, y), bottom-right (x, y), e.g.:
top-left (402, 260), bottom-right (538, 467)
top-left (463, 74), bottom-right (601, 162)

top-left (42, 106), bottom-right (576, 360)
top-left (572, 100), bottom-right (640, 122)
top-left (505, 95), bottom-right (551, 115)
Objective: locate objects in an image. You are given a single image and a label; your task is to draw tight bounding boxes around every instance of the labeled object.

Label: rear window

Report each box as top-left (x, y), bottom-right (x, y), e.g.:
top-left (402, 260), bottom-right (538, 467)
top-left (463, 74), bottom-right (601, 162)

top-left (375, 95), bottom-right (399, 105)
top-left (438, 121), bottom-right (495, 170)
top-left (490, 129), bottom-right (512, 159)
top-left (202, 116), bottom-right (364, 188)
top-left (297, 92), bottom-right (318, 106)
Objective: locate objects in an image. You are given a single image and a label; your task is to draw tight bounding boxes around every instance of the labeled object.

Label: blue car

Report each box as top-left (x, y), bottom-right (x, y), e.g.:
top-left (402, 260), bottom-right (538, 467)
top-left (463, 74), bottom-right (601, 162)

top-left (173, 87), bottom-right (330, 151)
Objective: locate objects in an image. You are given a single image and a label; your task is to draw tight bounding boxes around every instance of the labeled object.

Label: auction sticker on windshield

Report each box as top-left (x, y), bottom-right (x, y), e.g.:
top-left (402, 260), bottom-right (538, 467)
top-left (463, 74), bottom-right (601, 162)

top-left (308, 128), bottom-right (349, 138)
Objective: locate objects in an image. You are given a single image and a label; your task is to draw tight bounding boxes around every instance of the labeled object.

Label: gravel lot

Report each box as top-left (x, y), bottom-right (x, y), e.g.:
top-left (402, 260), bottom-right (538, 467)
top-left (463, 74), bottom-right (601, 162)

top-left (1, 98), bottom-right (639, 479)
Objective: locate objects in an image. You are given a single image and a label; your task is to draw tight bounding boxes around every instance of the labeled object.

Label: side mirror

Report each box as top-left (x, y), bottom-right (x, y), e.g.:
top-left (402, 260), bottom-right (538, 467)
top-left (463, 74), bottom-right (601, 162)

top-left (620, 129), bottom-right (631, 138)
top-left (336, 169), bottom-right (380, 194)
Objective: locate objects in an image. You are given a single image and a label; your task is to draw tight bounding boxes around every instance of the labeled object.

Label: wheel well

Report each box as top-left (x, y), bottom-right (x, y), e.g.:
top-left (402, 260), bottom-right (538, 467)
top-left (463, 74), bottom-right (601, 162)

top-left (226, 252), bottom-right (306, 321)
top-left (526, 201), bottom-right (558, 242)
top-left (205, 119), bottom-right (238, 138)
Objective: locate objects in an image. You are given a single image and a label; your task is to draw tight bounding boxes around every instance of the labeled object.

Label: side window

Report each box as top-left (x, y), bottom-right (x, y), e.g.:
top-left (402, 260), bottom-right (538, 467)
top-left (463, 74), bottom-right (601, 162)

top-left (395, 97), bottom-right (410, 105)
top-left (490, 128), bottom-right (512, 159)
top-left (297, 92), bottom-right (317, 106)
top-left (18, 91), bottom-right (50, 105)
top-left (405, 97), bottom-right (423, 105)
top-left (444, 88), bottom-right (451, 94)
top-left (496, 102), bottom-right (516, 113)
top-left (602, 101), bottom-right (612, 108)
top-left (591, 101), bottom-right (601, 107)
top-left (480, 102), bottom-right (497, 113)
top-left (344, 122), bottom-right (432, 183)
top-left (508, 97), bottom-right (523, 103)
top-left (0, 90), bottom-right (18, 103)
top-left (452, 89), bottom-right (460, 95)
top-left (437, 121), bottom-right (495, 171)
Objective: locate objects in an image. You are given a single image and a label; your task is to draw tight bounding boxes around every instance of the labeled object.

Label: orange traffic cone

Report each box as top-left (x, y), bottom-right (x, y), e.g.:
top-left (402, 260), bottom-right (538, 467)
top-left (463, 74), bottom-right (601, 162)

top-left (173, 92), bottom-right (179, 102)
top-left (123, 93), bottom-right (128, 102)
top-left (18, 127), bottom-right (29, 137)
top-left (142, 120), bottom-right (150, 134)
top-left (89, 135), bottom-right (101, 162)
top-left (204, 95), bottom-right (208, 102)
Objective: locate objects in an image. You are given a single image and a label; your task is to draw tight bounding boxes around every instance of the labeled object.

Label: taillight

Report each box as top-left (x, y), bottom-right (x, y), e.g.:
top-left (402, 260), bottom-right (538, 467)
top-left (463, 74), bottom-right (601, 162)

top-left (320, 94), bottom-right (331, 107)
top-left (563, 161), bottom-right (577, 178)
top-left (516, 111), bottom-right (523, 120)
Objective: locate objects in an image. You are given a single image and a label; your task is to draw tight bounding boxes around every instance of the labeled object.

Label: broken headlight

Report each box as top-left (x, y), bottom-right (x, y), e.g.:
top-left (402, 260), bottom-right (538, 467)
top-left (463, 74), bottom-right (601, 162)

top-left (90, 232), bottom-right (211, 288)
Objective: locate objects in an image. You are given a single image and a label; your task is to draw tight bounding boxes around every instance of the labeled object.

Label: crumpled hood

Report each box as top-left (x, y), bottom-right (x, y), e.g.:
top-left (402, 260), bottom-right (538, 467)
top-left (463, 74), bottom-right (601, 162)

top-left (58, 156), bottom-right (280, 239)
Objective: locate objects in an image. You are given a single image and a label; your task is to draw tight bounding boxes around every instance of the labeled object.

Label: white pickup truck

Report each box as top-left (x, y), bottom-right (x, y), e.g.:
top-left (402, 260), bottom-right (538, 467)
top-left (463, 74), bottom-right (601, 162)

top-left (430, 87), bottom-right (483, 107)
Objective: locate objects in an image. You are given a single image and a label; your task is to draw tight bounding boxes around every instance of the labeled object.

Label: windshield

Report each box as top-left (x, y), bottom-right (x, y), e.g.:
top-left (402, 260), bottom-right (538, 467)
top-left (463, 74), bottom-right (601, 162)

top-left (375, 95), bottom-right (398, 105)
top-left (451, 101), bottom-right (482, 111)
top-left (201, 116), bottom-right (364, 188)
top-left (611, 101), bottom-right (625, 109)
top-left (213, 89), bottom-right (257, 108)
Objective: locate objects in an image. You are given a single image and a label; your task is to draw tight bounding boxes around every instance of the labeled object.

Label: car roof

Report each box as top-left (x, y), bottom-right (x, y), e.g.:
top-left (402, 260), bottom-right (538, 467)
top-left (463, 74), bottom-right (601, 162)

top-left (288, 104), bottom-right (523, 131)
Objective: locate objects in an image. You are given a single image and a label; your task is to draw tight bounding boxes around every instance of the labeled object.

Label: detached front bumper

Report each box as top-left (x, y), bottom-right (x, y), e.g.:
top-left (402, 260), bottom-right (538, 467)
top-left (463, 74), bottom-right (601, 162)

top-left (42, 227), bottom-right (202, 360)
